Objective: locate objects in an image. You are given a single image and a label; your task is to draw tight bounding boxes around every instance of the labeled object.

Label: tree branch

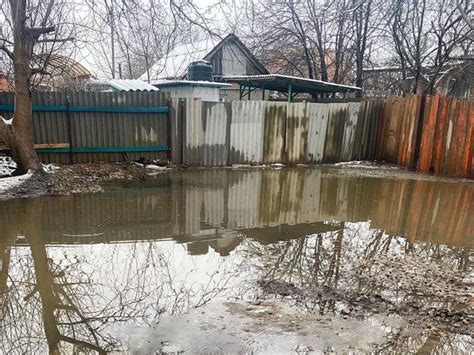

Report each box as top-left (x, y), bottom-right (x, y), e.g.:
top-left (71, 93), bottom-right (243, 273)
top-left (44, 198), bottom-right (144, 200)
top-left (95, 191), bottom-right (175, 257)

top-left (456, 0), bottom-right (474, 31)
top-left (37, 37), bottom-right (74, 43)
top-left (28, 25), bottom-right (56, 36)
top-left (0, 43), bottom-right (14, 59)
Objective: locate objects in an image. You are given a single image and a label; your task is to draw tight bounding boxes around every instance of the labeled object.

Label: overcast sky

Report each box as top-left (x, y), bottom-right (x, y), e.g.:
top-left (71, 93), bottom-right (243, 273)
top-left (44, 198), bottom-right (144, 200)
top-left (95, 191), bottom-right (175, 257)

top-left (73, 0), bottom-right (227, 79)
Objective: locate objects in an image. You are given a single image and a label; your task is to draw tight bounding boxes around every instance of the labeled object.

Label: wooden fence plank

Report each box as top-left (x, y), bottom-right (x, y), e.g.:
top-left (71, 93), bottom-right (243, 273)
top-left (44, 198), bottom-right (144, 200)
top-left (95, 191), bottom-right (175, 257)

top-left (454, 100), bottom-right (470, 177)
top-left (382, 96), bottom-right (404, 162)
top-left (418, 94), bottom-right (440, 172)
top-left (432, 97), bottom-right (451, 174)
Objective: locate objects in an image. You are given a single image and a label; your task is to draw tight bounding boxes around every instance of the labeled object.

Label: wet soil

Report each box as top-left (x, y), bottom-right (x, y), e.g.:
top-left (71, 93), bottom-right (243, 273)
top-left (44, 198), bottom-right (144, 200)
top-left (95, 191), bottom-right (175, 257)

top-left (0, 162), bottom-right (174, 200)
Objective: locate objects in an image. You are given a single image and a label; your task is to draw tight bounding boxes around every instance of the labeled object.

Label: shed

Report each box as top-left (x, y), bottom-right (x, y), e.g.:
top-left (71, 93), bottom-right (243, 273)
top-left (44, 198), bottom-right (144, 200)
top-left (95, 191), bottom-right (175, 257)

top-left (222, 74), bottom-right (362, 101)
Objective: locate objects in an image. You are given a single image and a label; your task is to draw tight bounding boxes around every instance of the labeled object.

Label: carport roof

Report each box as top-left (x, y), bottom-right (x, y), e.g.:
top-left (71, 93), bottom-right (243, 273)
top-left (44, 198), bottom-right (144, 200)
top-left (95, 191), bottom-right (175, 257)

top-left (222, 74), bottom-right (361, 94)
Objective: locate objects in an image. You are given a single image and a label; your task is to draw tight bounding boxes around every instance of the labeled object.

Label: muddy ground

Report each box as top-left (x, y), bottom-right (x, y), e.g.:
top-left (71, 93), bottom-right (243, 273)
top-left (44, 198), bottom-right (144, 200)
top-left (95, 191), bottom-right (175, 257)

top-left (0, 161), bottom-right (174, 200)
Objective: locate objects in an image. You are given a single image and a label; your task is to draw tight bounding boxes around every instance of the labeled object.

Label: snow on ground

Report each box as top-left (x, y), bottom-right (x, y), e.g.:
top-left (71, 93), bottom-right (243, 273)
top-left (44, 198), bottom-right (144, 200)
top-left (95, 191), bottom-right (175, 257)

top-left (0, 155), bottom-right (16, 176)
top-left (1, 155), bottom-right (59, 176)
top-left (333, 161), bottom-right (400, 169)
top-left (0, 171), bottom-right (32, 192)
top-left (1, 154), bottom-right (59, 193)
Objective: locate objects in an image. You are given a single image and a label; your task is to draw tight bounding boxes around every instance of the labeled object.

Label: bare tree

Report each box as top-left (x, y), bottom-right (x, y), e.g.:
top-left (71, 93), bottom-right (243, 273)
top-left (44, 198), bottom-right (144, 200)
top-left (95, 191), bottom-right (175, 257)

top-left (455, 0), bottom-right (474, 31)
top-left (388, 0), bottom-right (472, 94)
top-left (0, 0), bottom-right (76, 174)
top-left (84, 0), bottom-right (216, 81)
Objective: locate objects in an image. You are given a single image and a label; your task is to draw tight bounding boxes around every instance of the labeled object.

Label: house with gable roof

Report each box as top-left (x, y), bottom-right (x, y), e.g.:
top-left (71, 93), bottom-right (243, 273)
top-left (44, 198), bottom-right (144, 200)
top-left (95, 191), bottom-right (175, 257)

top-left (140, 33), bottom-right (269, 101)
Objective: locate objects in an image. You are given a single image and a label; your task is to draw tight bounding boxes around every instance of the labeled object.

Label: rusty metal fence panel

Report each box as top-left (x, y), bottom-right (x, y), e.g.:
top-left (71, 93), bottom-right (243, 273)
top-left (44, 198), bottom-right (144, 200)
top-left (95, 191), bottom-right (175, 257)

top-left (382, 96), bottom-right (405, 162)
top-left (323, 103), bottom-right (347, 163)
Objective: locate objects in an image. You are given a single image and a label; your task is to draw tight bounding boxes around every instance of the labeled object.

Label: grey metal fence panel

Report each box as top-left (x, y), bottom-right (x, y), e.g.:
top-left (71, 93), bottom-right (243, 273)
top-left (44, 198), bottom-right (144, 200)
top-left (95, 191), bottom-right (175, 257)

top-left (230, 100), bottom-right (264, 164)
top-left (202, 101), bottom-right (230, 166)
top-left (262, 102), bottom-right (286, 164)
top-left (323, 103), bottom-right (348, 163)
top-left (183, 98), bottom-right (204, 165)
top-left (286, 102), bottom-right (309, 164)
top-left (340, 102), bottom-right (361, 161)
top-left (307, 102), bottom-right (330, 163)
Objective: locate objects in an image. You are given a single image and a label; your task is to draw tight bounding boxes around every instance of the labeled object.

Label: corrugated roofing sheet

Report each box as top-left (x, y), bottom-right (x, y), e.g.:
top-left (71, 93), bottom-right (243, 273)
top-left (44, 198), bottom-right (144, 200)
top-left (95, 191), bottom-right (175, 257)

top-left (107, 79), bottom-right (159, 92)
top-left (154, 80), bottom-right (231, 88)
top-left (222, 74), bottom-right (362, 92)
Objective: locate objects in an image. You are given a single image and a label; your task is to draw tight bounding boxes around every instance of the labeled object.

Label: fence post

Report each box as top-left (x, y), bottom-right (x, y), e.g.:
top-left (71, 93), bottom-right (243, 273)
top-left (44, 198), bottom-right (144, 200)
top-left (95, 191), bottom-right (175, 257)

top-left (413, 95), bottom-right (427, 169)
top-left (166, 99), bottom-right (172, 163)
top-left (66, 95), bottom-right (73, 164)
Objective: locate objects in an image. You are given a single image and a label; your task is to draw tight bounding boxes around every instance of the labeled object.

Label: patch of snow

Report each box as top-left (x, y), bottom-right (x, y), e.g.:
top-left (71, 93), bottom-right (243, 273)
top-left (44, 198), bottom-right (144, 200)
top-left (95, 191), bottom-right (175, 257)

top-left (0, 171), bottom-right (32, 193)
top-left (145, 164), bottom-right (168, 171)
top-left (43, 163), bottom-right (59, 173)
top-left (333, 161), bottom-right (400, 170)
top-left (1, 155), bottom-right (60, 176)
top-left (142, 39), bottom-right (217, 81)
top-left (0, 155), bottom-right (16, 176)
top-left (1, 117), bottom-right (13, 125)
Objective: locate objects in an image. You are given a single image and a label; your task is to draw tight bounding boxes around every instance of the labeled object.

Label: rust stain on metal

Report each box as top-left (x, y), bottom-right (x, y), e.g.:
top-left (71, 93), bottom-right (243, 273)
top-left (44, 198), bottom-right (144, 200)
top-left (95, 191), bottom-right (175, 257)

top-left (418, 94), bottom-right (440, 172)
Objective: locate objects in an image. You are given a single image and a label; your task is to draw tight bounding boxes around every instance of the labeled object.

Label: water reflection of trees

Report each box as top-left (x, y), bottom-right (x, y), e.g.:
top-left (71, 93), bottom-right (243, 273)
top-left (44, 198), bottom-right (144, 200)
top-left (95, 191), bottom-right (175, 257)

top-left (0, 204), bottom-right (237, 353)
top-left (237, 221), bottom-right (472, 353)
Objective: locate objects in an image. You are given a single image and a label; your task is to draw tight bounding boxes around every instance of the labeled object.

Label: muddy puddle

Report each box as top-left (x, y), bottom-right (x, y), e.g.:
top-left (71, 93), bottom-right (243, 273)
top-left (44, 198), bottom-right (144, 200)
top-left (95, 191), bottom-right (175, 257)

top-left (0, 166), bottom-right (472, 353)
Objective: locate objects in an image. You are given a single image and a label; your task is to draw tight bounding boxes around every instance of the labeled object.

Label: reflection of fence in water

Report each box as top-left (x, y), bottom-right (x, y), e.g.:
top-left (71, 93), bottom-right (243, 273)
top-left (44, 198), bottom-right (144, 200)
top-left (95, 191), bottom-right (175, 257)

top-left (1, 169), bottom-right (471, 248)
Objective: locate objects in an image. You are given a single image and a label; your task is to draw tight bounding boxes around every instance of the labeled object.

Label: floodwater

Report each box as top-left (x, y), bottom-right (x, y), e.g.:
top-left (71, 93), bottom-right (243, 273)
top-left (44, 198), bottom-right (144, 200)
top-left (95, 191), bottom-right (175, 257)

top-left (0, 166), bottom-right (472, 353)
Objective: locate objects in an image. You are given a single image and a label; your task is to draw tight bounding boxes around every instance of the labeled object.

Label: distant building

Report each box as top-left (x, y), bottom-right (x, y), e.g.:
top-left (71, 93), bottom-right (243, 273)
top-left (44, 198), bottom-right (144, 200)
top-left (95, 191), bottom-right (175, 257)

top-left (0, 73), bottom-right (13, 92)
top-left (140, 34), bottom-right (269, 101)
top-left (363, 59), bottom-right (474, 99)
top-left (32, 54), bottom-right (92, 91)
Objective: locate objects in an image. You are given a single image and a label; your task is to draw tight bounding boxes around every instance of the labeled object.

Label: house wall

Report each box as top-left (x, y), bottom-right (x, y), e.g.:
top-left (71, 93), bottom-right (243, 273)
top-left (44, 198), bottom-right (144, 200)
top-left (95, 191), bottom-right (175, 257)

top-left (220, 84), bottom-right (269, 102)
top-left (209, 40), bottom-right (263, 79)
top-left (160, 85), bottom-right (221, 102)
top-left (222, 42), bottom-right (247, 76)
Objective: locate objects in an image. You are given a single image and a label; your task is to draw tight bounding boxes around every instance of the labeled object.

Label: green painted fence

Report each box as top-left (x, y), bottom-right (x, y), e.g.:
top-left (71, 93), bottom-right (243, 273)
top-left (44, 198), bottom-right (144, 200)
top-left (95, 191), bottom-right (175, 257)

top-left (0, 91), bottom-right (171, 164)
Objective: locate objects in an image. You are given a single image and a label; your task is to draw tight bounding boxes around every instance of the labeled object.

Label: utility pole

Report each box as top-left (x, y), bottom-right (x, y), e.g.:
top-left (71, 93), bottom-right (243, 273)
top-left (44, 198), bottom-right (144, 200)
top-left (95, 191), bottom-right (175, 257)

top-left (109, 1), bottom-right (115, 79)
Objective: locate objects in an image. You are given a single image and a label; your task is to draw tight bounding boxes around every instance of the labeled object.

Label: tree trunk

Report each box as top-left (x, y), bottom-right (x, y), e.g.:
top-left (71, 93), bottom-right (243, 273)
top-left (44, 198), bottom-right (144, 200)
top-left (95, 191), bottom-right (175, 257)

top-left (0, 0), bottom-right (43, 175)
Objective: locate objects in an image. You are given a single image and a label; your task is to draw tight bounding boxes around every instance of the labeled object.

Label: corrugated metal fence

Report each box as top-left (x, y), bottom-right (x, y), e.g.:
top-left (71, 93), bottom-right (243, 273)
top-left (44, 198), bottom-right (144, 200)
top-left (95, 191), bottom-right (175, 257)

top-left (173, 99), bottom-right (362, 166)
top-left (0, 91), bottom-right (170, 163)
top-left (363, 94), bottom-right (473, 179)
top-left (1, 91), bottom-right (472, 179)
top-left (172, 95), bottom-right (472, 179)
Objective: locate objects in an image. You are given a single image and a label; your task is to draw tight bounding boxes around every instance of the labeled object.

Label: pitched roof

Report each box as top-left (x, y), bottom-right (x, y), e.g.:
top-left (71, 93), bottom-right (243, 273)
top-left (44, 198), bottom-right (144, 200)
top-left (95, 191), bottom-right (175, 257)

top-left (140, 34), bottom-right (268, 83)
